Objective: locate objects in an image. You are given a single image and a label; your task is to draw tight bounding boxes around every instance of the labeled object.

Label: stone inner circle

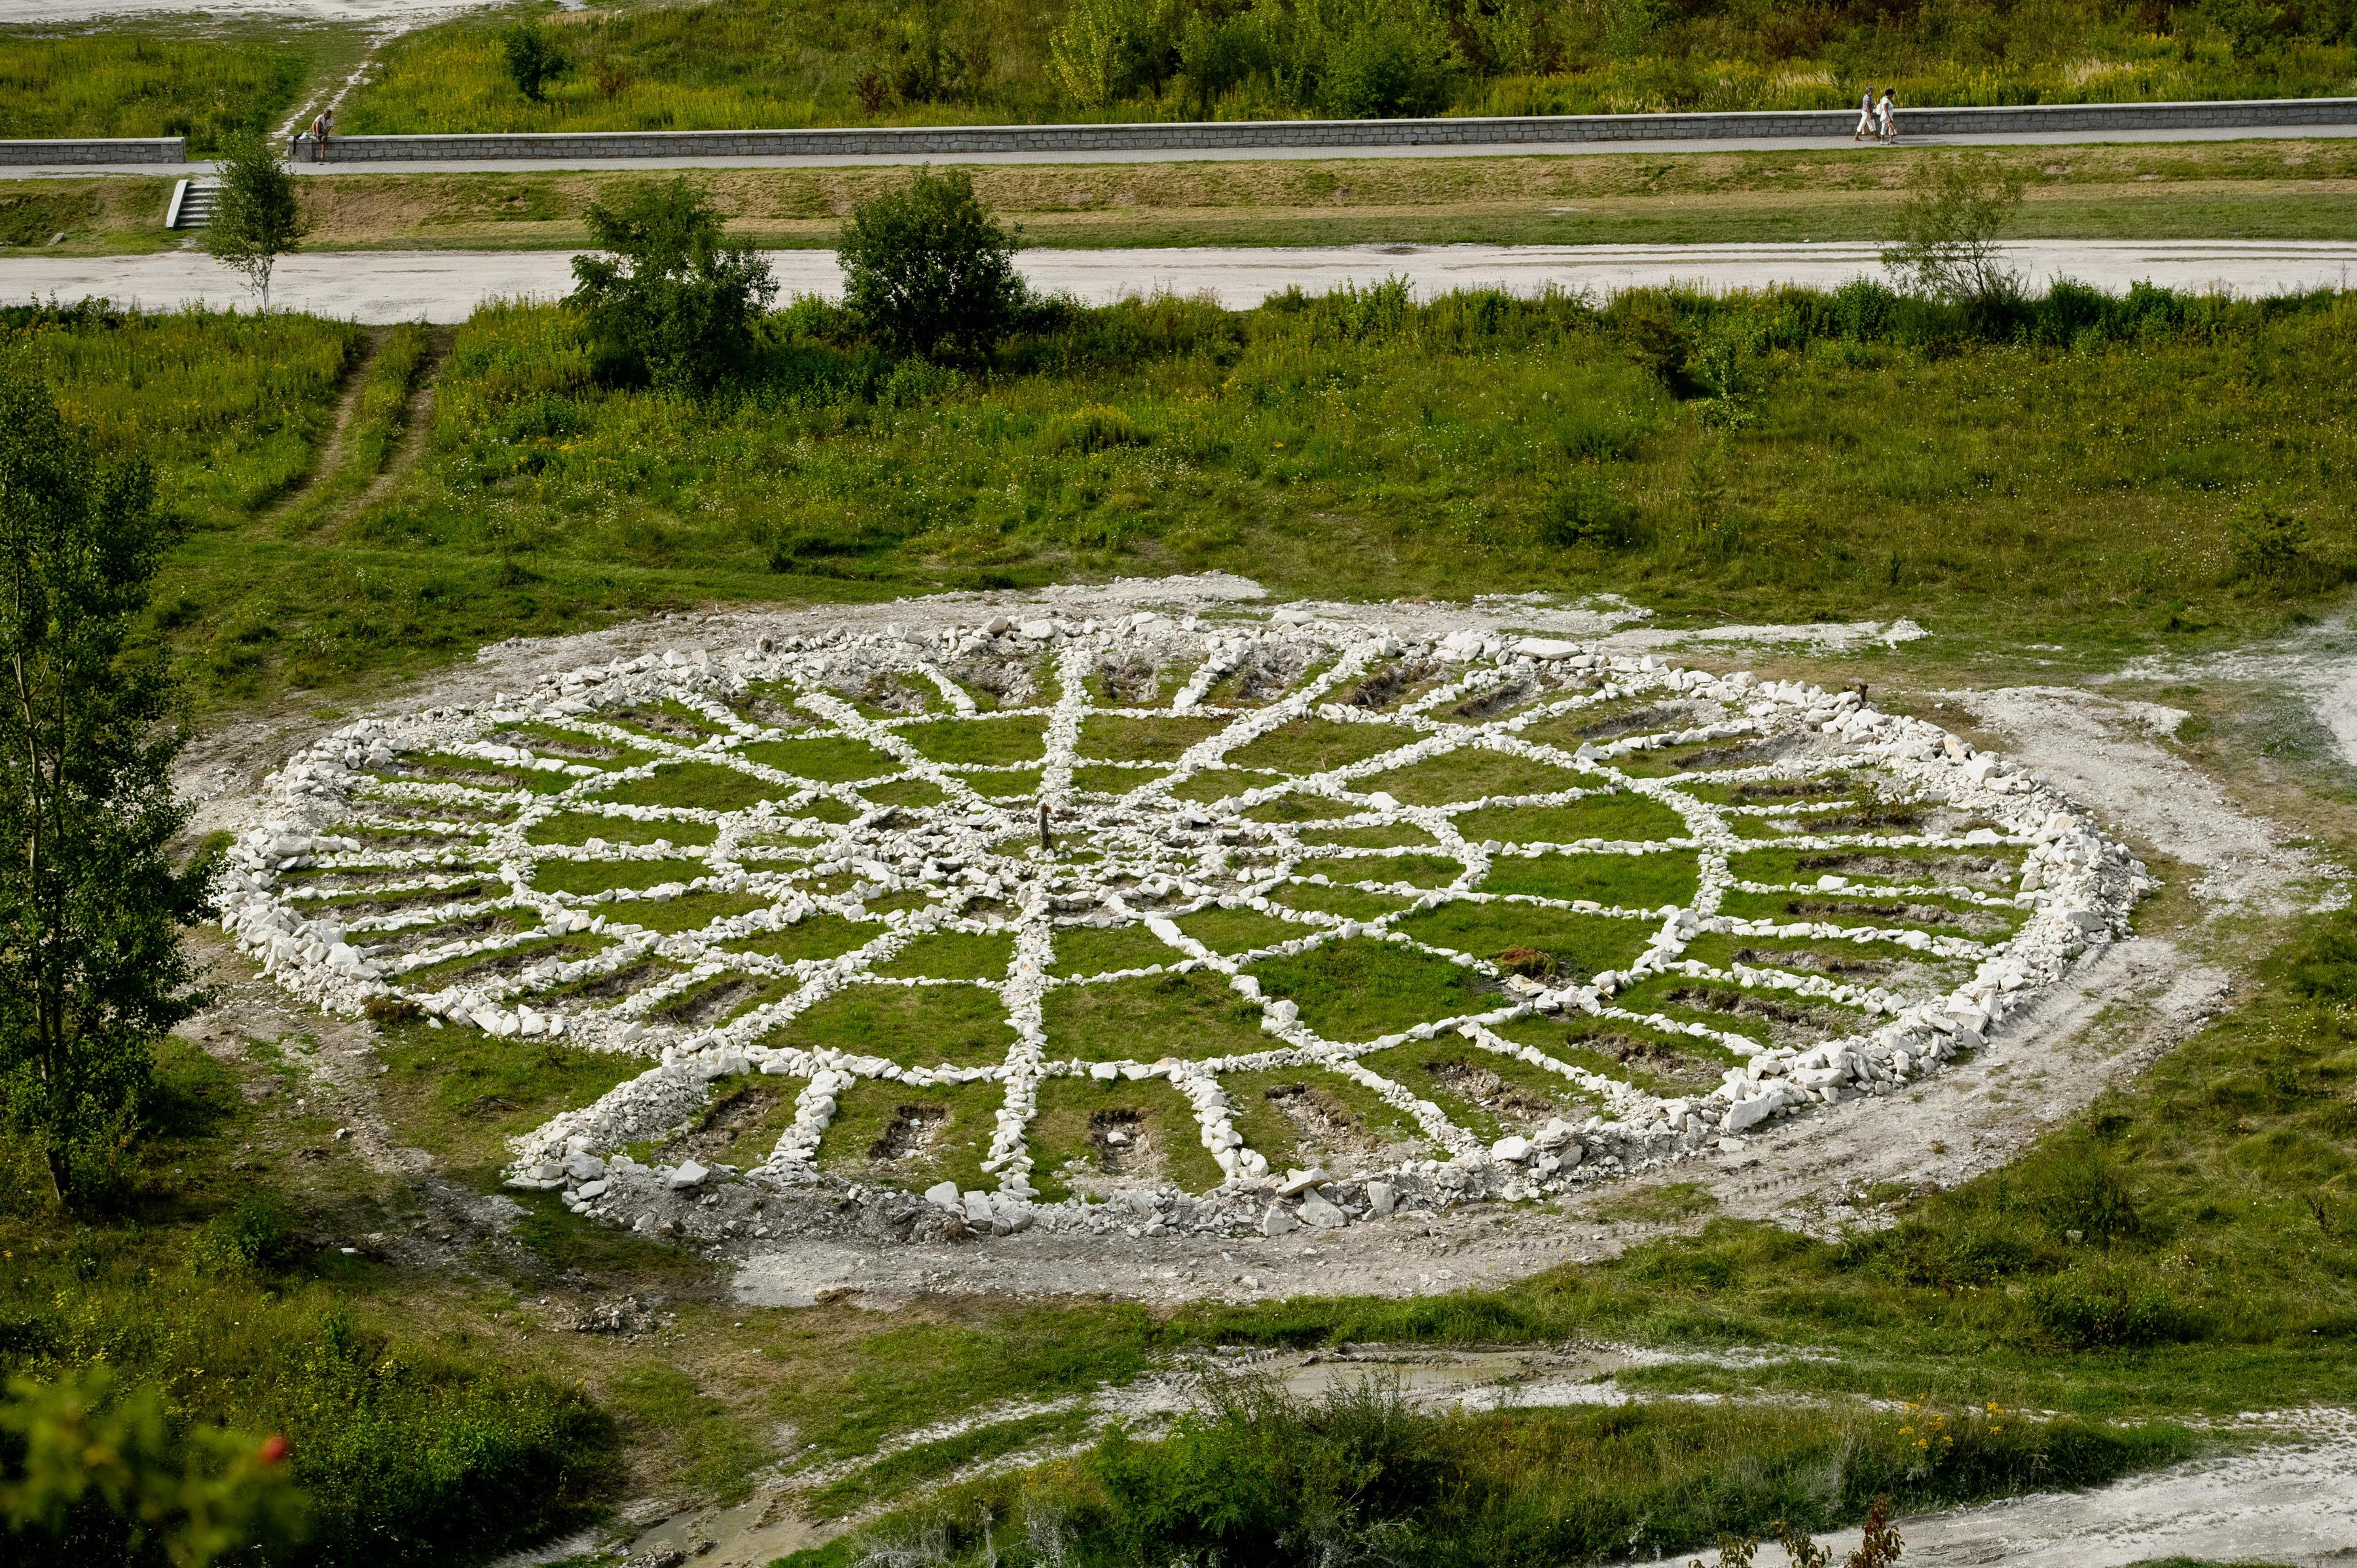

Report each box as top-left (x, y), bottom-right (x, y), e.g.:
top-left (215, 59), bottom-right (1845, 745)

top-left (219, 609), bottom-right (2146, 1239)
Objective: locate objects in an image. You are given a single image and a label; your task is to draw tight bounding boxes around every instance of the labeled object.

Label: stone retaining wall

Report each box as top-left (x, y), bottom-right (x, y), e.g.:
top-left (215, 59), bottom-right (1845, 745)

top-left (0, 136), bottom-right (185, 166)
top-left (297, 96), bottom-right (2357, 162)
top-left (5, 98), bottom-right (2353, 168)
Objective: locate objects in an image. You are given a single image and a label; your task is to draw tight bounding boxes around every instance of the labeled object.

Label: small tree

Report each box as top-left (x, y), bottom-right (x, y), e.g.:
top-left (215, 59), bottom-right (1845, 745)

top-left (500, 20), bottom-right (569, 103)
top-left (205, 129), bottom-right (306, 314)
top-left (568, 178), bottom-right (778, 393)
top-left (1318, 19), bottom-right (1461, 119)
top-left (1047, 0), bottom-right (1180, 108)
top-left (1881, 153), bottom-right (2027, 305)
top-left (1178, 10), bottom-right (1268, 119)
top-left (838, 168), bottom-right (1025, 361)
top-left (2199, 0), bottom-right (2278, 61)
top-left (0, 371), bottom-right (210, 1207)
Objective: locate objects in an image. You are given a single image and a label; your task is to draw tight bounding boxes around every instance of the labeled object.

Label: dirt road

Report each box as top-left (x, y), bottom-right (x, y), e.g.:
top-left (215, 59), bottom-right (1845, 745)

top-left (11, 239), bottom-right (2356, 323)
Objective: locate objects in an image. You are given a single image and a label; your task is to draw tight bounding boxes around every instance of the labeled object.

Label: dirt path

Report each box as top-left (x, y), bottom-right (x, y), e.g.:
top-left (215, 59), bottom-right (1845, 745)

top-left (1942, 684), bottom-right (2333, 911)
top-left (173, 928), bottom-right (532, 1275)
top-left (267, 327), bottom-right (382, 524)
top-left (350, 323), bottom-right (449, 518)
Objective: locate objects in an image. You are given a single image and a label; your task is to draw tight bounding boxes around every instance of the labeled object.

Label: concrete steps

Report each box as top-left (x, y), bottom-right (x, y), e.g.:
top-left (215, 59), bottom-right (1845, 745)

top-left (166, 178), bottom-right (218, 230)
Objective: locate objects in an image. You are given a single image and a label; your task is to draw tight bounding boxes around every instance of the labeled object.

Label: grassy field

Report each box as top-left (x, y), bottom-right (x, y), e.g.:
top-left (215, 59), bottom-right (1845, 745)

top-left (328, 0), bottom-right (2357, 134)
top-left (0, 17), bottom-right (363, 151)
top-left (4, 281), bottom-right (2355, 707)
top-left (6, 278), bottom-right (2341, 708)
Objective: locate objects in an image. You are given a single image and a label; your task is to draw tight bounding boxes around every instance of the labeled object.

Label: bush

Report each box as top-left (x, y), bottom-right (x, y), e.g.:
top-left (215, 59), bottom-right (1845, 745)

top-left (1539, 467), bottom-right (1636, 549)
top-left (0, 1366), bottom-right (307, 1567)
top-left (1047, 0), bottom-right (1180, 108)
top-left (838, 168), bottom-right (1025, 362)
top-left (567, 178), bottom-right (777, 393)
top-left (1881, 153), bottom-right (2028, 305)
top-left (1178, 10), bottom-right (1270, 117)
top-left (2227, 500), bottom-right (2312, 583)
top-left (2027, 1261), bottom-right (2204, 1349)
top-left (1042, 404), bottom-right (1144, 453)
top-left (289, 1307), bottom-right (615, 1564)
top-left (187, 1192), bottom-right (297, 1275)
top-left (1825, 278), bottom-right (1903, 340)
top-left (876, 357), bottom-right (966, 409)
top-left (1319, 18), bottom-right (1459, 119)
top-left (1092, 1378), bottom-right (1457, 1563)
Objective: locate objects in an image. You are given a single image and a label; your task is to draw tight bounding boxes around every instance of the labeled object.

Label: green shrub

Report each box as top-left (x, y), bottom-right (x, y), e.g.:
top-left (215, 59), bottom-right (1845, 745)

top-left (187, 1192), bottom-right (297, 1276)
top-left (1093, 1378), bottom-right (1452, 1563)
top-left (876, 357), bottom-right (966, 409)
top-left (2227, 500), bottom-right (2312, 583)
top-left (1048, 0), bottom-right (1181, 109)
top-left (1178, 9), bottom-right (1271, 117)
top-left (1043, 404), bottom-right (1145, 453)
top-left (1539, 467), bottom-right (1636, 549)
top-left (1318, 17), bottom-right (1460, 118)
top-left (288, 1306), bottom-right (616, 1564)
top-left (838, 168), bottom-right (1026, 361)
top-left (0, 1366), bottom-right (308, 1567)
top-left (568, 177), bottom-right (778, 393)
top-left (2027, 1261), bottom-right (2204, 1350)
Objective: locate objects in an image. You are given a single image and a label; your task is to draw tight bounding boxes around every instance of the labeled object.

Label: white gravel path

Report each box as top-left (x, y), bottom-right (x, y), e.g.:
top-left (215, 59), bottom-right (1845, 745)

top-left (1624, 1412), bottom-right (2357, 1568)
top-left (7, 239), bottom-right (2354, 322)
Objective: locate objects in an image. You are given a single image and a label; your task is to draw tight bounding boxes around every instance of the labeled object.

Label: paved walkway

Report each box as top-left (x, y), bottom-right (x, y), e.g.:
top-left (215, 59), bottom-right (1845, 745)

top-left (5, 240), bottom-right (2352, 322)
top-left (12, 120), bottom-right (2357, 180)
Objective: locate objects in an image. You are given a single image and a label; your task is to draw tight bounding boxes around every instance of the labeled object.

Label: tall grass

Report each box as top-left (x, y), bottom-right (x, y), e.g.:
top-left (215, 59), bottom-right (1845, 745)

top-left (799, 1377), bottom-right (2192, 1567)
top-left (351, 280), bottom-right (2357, 677)
top-left (340, 0), bottom-right (1064, 136)
top-left (338, 0), bottom-right (2357, 135)
top-left (0, 31), bottom-right (312, 151)
top-left (3, 301), bottom-right (359, 528)
top-left (11, 282), bottom-right (2357, 704)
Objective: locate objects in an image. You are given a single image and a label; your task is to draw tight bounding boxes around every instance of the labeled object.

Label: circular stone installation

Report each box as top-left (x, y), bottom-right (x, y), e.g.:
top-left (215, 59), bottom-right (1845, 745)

top-left (219, 610), bottom-right (2147, 1240)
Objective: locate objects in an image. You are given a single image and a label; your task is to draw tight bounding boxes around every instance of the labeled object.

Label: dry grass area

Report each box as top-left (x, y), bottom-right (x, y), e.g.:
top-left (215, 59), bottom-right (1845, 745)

top-left (12, 139), bottom-right (2356, 255)
top-left (289, 139), bottom-right (2357, 250)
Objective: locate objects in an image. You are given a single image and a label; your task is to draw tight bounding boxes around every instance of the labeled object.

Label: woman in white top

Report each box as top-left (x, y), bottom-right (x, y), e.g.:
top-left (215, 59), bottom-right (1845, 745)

top-left (1854, 90), bottom-right (1874, 141)
top-left (1877, 89), bottom-right (1897, 143)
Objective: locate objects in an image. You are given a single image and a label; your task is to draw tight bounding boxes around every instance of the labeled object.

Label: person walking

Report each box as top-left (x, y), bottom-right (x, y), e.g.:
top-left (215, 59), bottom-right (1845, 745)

top-left (1876, 88), bottom-right (1897, 144)
top-left (1854, 89), bottom-right (1874, 141)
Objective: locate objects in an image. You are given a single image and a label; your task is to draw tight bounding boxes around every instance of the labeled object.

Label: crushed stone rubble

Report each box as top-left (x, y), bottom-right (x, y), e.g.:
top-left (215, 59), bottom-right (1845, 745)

top-left (217, 606), bottom-right (2148, 1253)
